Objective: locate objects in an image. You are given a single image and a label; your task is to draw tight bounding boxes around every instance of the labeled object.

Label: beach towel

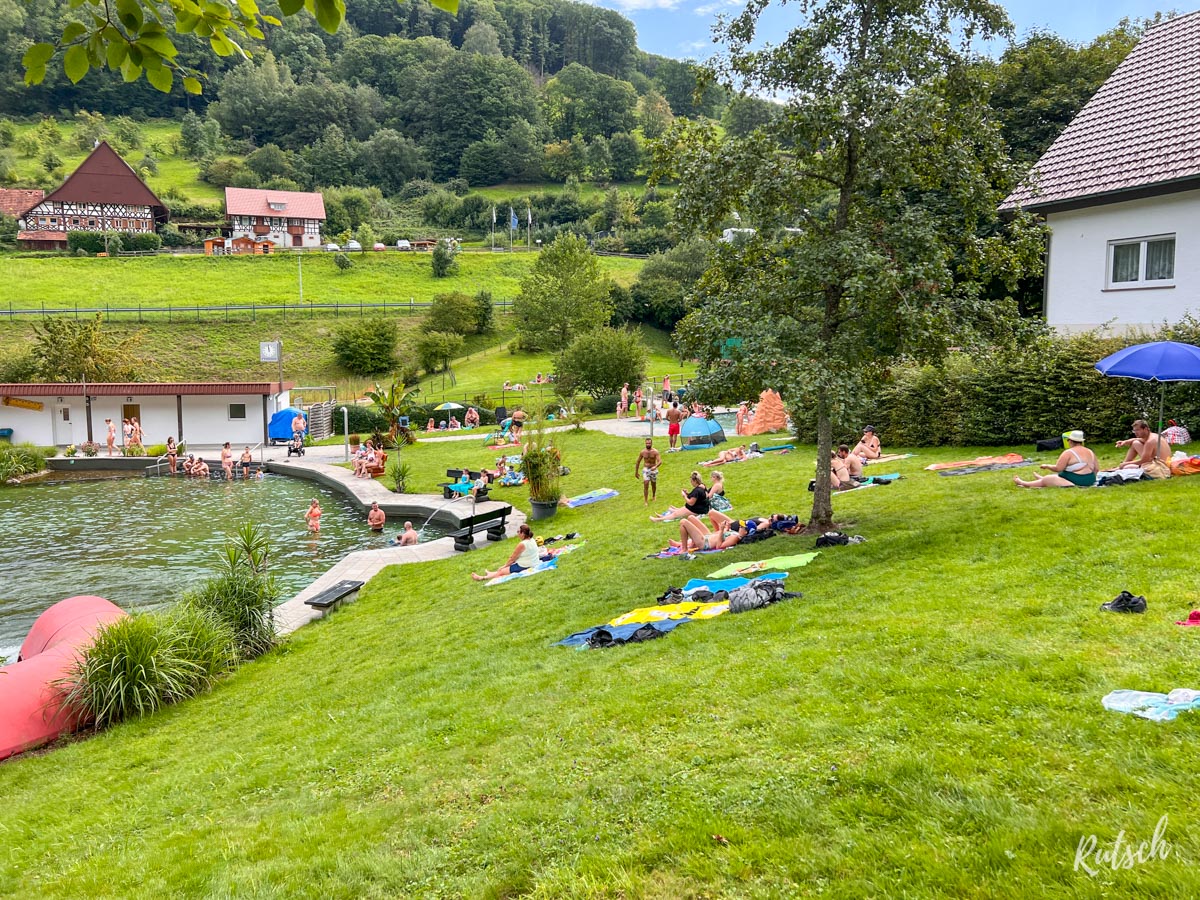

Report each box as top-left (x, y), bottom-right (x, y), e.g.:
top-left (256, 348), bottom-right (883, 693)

top-left (563, 488), bottom-right (619, 508)
top-left (681, 572), bottom-right (789, 593)
top-left (925, 453), bottom-right (1024, 471)
top-left (487, 441), bottom-right (522, 450)
top-left (1102, 689), bottom-right (1200, 722)
top-left (937, 460), bottom-right (1031, 476)
top-left (867, 453), bottom-right (915, 464)
top-left (762, 444), bottom-right (794, 453)
top-left (646, 545), bottom-right (727, 559)
top-left (707, 552), bottom-right (818, 579)
top-left (484, 543), bottom-right (582, 586)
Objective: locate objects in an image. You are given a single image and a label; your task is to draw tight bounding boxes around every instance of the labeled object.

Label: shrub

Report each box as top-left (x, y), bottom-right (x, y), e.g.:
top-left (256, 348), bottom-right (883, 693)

top-left (0, 443), bottom-right (49, 480)
top-left (389, 457), bottom-right (413, 493)
top-left (80, 441), bottom-right (101, 457)
top-left (160, 605), bottom-right (238, 700)
top-left (334, 252), bottom-right (353, 273)
top-left (416, 331), bottom-right (465, 374)
top-left (332, 318), bottom-right (398, 376)
top-left (183, 524), bottom-right (278, 660)
top-left (474, 290), bottom-right (495, 334)
top-left (431, 240), bottom-right (458, 278)
top-left (123, 442), bottom-right (147, 457)
top-left (427, 292), bottom-right (477, 335)
top-left (522, 420), bottom-right (562, 504)
top-left (0, 350), bottom-right (37, 383)
top-left (553, 326), bottom-right (648, 399)
top-left (333, 404), bottom-right (387, 436)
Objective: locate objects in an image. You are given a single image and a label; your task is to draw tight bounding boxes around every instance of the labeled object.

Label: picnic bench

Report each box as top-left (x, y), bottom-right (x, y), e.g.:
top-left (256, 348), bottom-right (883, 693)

top-left (303, 579), bottom-right (364, 612)
top-left (450, 504), bottom-right (511, 551)
top-left (440, 468), bottom-right (489, 501)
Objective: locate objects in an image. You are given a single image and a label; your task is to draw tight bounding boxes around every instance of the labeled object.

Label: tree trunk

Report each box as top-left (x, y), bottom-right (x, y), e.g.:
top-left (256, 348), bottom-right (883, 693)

top-left (808, 386), bottom-right (834, 531)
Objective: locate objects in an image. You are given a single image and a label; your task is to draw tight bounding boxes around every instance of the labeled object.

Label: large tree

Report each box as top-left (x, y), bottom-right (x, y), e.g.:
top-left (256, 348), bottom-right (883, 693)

top-left (514, 233), bottom-right (611, 352)
top-left (663, 0), bottom-right (1045, 530)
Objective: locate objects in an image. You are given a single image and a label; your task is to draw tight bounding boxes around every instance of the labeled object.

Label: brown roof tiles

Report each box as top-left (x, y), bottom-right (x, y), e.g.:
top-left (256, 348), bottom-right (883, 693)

top-left (1001, 11), bottom-right (1200, 212)
top-left (0, 189), bottom-right (44, 219)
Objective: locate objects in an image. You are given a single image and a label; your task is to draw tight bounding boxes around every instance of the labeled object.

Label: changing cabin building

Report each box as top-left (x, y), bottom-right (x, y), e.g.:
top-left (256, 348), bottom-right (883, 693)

top-left (224, 188), bottom-right (325, 249)
top-left (1001, 12), bottom-right (1200, 333)
top-left (16, 142), bottom-right (167, 251)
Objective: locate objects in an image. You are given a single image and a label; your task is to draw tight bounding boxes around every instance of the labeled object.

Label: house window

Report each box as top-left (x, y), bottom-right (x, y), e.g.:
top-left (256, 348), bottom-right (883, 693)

top-left (228, 403), bottom-right (247, 420)
top-left (1108, 235), bottom-right (1176, 288)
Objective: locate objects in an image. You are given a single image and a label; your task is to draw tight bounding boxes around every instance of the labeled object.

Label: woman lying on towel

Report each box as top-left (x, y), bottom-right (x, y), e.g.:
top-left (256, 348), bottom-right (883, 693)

top-left (1014, 431), bottom-right (1098, 488)
top-left (668, 514), bottom-right (744, 553)
top-left (470, 523), bottom-right (539, 581)
top-left (700, 445), bottom-right (747, 467)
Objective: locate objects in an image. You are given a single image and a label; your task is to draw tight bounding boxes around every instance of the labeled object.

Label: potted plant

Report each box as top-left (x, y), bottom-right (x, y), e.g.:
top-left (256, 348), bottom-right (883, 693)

top-left (522, 419), bottom-right (561, 520)
top-left (80, 441), bottom-right (100, 457)
top-left (349, 433), bottom-right (361, 450)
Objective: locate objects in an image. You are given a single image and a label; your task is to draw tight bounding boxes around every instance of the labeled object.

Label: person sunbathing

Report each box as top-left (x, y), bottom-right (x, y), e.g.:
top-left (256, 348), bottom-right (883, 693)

top-left (425, 418), bottom-right (436, 432)
top-left (851, 425), bottom-right (881, 460)
top-left (1015, 430), bottom-right (1098, 488)
top-left (830, 450), bottom-right (852, 491)
top-left (1113, 419), bottom-right (1172, 479)
top-left (669, 515), bottom-right (745, 553)
top-left (701, 445), bottom-right (747, 467)
top-left (838, 445), bottom-right (864, 480)
top-left (651, 471), bottom-right (709, 521)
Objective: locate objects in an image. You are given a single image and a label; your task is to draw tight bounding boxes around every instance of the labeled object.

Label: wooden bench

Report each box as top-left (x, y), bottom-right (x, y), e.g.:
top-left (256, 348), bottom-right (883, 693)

top-left (440, 468), bottom-right (490, 501)
top-left (303, 579), bottom-right (365, 612)
top-left (450, 505), bottom-right (511, 551)
top-left (367, 451), bottom-right (388, 478)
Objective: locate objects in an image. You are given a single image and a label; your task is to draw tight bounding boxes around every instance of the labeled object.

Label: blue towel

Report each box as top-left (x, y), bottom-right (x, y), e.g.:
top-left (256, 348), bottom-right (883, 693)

top-left (681, 572), bottom-right (788, 594)
top-left (555, 618), bottom-right (690, 647)
top-left (1102, 689), bottom-right (1200, 721)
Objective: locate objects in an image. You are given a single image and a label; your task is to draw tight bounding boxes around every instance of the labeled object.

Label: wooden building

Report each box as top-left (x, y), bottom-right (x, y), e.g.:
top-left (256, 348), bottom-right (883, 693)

top-left (224, 188), bottom-right (325, 249)
top-left (17, 142), bottom-right (168, 251)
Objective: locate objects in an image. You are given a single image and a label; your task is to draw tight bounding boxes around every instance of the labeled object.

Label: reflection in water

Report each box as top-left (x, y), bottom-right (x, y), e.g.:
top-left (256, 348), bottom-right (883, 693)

top-left (0, 475), bottom-right (444, 660)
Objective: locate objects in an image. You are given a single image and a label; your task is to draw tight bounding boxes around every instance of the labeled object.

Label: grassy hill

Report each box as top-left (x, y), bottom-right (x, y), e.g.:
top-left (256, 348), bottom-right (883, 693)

top-left (3, 432), bottom-right (1199, 896)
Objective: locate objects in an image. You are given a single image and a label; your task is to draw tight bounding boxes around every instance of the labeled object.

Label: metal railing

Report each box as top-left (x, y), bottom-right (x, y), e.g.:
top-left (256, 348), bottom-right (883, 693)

top-left (144, 441), bottom-right (186, 477)
top-left (0, 298), bottom-right (515, 322)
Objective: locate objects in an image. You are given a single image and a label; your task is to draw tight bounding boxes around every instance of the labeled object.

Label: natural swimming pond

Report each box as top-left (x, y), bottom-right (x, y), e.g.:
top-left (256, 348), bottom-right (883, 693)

top-left (0, 474), bottom-right (446, 660)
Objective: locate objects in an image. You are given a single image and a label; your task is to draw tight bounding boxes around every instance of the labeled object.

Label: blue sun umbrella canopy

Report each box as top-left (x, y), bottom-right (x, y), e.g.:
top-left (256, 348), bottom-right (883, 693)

top-left (681, 416), bottom-right (727, 450)
top-left (1095, 341), bottom-right (1200, 432)
top-left (1094, 341), bottom-right (1200, 382)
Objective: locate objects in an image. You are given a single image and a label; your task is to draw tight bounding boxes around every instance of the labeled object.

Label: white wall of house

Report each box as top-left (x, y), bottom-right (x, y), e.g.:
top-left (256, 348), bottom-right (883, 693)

top-left (1046, 189), bottom-right (1200, 332)
top-left (0, 391), bottom-right (291, 448)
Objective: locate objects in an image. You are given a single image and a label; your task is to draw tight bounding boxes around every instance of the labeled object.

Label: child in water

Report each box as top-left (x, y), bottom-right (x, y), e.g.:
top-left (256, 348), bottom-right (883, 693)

top-left (305, 499), bottom-right (322, 533)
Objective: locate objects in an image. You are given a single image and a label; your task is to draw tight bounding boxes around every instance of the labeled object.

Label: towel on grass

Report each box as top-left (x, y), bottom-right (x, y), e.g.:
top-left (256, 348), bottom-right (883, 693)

top-left (1102, 689), bottom-right (1200, 721)
top-left (925, 453), bottom-right (1024, 471)
top-left (867, 453), bottom-right (915, 464)
top-left (563, 488), bottom-right (618, 508)
top-left (938, 460), bottom-right (1031, 476)
top-left (708, 552), bottom-right (817, 579)
top-left (681, 572), bottom-right (788, 594)
top-left (763, 444), bottom-right (794, 453)
top-left (646, 545), bottom-right (726, 559)
top-left (484, 542), bottom-right (583, 586)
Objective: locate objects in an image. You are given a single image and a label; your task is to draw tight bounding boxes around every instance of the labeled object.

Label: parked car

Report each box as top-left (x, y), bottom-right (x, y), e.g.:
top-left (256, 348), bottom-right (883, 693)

top-left (324, 243), bottom-right (340, 252)
top-left (346, 240), bottom-right (362, 251)
top-left (372, 242), bottom-right (387, 251)
top-left (396, 239), bottom-right (412, 251)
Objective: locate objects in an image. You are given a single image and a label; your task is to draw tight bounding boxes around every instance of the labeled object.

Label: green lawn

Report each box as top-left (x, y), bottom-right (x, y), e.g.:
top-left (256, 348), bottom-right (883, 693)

top-left (3, 431), bottom-right (1200, 896)
top-left (0, 252), bottom-right (645, 310)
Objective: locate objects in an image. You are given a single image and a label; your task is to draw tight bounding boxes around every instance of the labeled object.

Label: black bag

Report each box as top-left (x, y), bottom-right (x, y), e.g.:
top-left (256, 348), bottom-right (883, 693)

top-left (815, 531), bottom-right (850, 548)
top-left (1036, 437), bottom-right (1063, 452)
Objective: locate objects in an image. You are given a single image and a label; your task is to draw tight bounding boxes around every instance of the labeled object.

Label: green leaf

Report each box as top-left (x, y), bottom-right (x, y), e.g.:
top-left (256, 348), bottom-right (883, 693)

top-left (236, 0), bottom-right (258, 17)
top-left (22, 42), bottom-right (55, 68)
top-left (24, 64), bottom-right (47, 86)
top-left (145, 63), bottom-right (173, 93)
top-left (176, 12), bottom-right (199, 33)
top-left (64, 44), bottom-right (90, 83)
top-left (311, 0), bottom-right (344, 34)
top-left (121, 58), bottom-right (142, 82)
top-left (106, 40), bottom-right (128, 69)
top-left (61, 21), bottom-right (88, 43)
top-left (137, 31), bottom-right (178, 58)
top-left (277, 0), bottom-right (303, 15)
top-left (115, 0), bottom-right (143, 31)
top-left (183, 76), bottom-right (202, 95)
top-left (209, 32), bottom-right (234, 56)
top-left (429, 0), bottom-right (459, 14)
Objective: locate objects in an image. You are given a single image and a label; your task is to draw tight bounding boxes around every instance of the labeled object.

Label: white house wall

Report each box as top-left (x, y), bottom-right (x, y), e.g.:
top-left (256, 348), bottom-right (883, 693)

top-left (1045, 189), bottom-right (1200, 332)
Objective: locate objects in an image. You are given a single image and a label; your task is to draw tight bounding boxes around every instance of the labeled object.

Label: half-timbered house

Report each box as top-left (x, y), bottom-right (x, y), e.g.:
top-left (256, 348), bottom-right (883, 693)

top-left (16, 142), bottom-right (168, 251)
top-left (224, 187), bottom-right (326, 249)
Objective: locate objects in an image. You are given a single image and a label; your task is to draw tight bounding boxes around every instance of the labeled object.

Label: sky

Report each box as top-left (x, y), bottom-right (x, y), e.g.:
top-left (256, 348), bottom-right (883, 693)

top-left (599, 0), bottom-right (1179, 61)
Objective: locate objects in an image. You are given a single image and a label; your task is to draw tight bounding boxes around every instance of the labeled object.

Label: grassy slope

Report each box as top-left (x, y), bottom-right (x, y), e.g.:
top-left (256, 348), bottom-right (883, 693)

top-left (3, 432), bottom-right (1200, 897)
top-left (0, 252), bottom-right (644, 309)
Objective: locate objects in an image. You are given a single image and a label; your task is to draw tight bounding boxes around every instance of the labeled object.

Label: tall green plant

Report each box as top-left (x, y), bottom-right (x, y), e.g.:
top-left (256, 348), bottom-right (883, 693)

top-left (521, 418), bottom-right (562, 503)
top-left (186, 523), bottom-right (279, 660)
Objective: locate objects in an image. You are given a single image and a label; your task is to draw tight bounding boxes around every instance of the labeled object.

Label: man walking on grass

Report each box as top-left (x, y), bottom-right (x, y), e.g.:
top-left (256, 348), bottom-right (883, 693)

top-left (635, 437), bottom-right (662, 506)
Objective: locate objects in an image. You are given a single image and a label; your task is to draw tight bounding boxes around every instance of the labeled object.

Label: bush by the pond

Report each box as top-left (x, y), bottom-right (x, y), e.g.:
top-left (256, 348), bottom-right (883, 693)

top-left (0, 443), bottom-right (50, 481)
top-left (184, 523), bottom-right (279, 660)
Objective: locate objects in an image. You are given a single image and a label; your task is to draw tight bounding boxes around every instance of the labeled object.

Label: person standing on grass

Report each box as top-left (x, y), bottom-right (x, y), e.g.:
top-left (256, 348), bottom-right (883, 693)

top-left (619, 383), bottom-right (629, 419)
top-left (367, 501), bottom-right (386, 532)
top-left (635, 437), bottom-right (662, 506)
top-left (666, 402), bottom-right (685, 450)
top-left (105, 418), bottom-right (116, 456)
top-left (305, 499), bottom-right (322, 533)
top-left (633, 386), bottom-right (644, 419)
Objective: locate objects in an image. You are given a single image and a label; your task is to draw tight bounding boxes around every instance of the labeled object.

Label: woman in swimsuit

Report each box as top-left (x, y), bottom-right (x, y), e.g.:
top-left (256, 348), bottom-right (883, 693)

top-left (166, 436), bottom-right (178, 474)
top-left (1014, 431), bottom-right (1098, 488)
top-left (305, 499), bottom-right (323, 532)
top-left (670, 515), bottom-right (744, 553)
top-left (106, 419), bottom-right (117, 456)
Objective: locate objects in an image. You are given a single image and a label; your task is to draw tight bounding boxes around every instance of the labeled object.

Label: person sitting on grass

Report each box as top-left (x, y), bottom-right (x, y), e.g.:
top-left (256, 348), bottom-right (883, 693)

top-left (1014, 430), bottom-right (1098, 488)
top-left (852, 425), bottom-right (881, 461)
top-left (448, 416), bottom-right (461, 430)
top-left (838, 445), bottom-right (864, 481)
top-left (426, 418), bottom-right (436, 432)
top-left (464, 407), bottom-right (480, 428)
top-left (471, 523), bottom-right (540, 581)
top-left (1113, 419), bottom-right (1172, 479)
top-left (708, 470), bottom-right (733, 512)
top-left (669, 515), bottom-right (745, 553)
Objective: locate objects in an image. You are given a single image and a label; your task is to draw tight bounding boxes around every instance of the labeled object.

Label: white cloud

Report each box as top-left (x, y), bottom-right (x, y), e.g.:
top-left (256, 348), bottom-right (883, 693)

top-left (591, 0), bottom-right (682, 11)
top-left (693, 0), bottom-right (740, 15)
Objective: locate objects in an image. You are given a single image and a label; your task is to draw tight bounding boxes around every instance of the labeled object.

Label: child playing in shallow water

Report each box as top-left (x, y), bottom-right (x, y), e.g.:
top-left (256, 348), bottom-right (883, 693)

top-left (305, 499), bottom-right (322, 533)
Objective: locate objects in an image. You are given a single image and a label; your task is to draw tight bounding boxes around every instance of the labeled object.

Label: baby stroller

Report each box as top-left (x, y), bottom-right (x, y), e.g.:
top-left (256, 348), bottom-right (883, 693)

top-left (287, 435), bottom-right (306, 457)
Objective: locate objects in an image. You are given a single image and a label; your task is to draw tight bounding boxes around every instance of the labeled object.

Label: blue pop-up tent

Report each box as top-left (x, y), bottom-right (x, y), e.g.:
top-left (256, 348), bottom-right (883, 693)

top-left (681, 416), bottom-right (727, 450)
top-left (268, 407), bottom-right (306, 443)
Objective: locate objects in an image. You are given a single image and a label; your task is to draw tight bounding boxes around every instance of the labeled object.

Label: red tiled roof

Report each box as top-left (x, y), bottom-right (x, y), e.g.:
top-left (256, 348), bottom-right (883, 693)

top-left (225, 187), bottom-right (326, 220)
top-left (1002, 11), bottom-right (1200, 212)
top-left (38, 142), bottom-right (167, 220)
top-left (17, 230), bottom-right (68, 242)
top-left (0, 382), bottom-right (296, 397)
top-left (0, 188), bottom-right (44, 219)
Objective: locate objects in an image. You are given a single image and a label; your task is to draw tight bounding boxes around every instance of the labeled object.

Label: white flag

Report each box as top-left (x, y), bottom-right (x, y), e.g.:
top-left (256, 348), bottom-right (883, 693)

top-left (492, 206), bottom-right (496, 225)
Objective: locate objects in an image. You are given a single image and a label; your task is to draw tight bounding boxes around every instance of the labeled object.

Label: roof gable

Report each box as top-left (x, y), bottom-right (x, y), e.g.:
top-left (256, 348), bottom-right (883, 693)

top-left (1002, 11), bottom-right (1200, 212)
top-left (0, 188), bottom-right (45, 219)
top-left (225, 187), bottom-right (326, 220)
top-left (38, 142), bottom-right (167, 218)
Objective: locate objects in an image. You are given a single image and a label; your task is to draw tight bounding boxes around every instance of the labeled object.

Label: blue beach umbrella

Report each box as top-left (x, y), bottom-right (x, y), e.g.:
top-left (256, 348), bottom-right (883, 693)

top-left (1095, 340), bottom-right (1200, 431)
top-left (433, 402), bottom-right (465, 411)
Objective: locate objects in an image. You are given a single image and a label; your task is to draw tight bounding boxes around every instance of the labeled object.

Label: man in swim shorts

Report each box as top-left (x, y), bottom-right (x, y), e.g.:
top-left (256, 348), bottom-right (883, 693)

top-left (634, 437), bottom-right (662, 506)
top-left (666, 402), bottom-right (685, 450)
top-left (1116, 419), bottom-right (1172, 479)
top-left (367, 501), bottom-right (386, 532)
top-left (396, 521), bottom-right (419, 545)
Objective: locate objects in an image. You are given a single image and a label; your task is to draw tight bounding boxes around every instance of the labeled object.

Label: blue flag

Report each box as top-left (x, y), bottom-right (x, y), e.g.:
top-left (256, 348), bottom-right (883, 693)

top-left (510, 207), bottom-right (519, 230)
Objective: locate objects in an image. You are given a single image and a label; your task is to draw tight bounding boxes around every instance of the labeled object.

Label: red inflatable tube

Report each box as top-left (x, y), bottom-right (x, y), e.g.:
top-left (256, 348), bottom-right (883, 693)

top-left (0, 595), bottom-right (127, 761)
